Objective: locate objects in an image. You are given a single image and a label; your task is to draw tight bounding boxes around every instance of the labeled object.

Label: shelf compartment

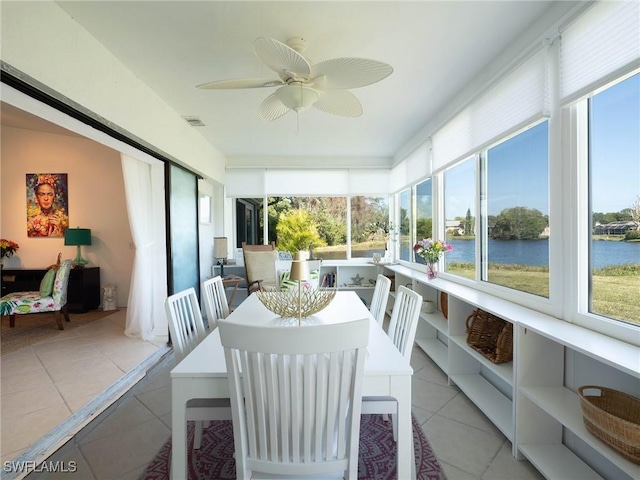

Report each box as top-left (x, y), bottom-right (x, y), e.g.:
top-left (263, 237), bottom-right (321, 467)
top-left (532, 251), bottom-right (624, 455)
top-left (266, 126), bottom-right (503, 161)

top-left (449, 373), bottom-right (513, 440)
top-left (449, 334), bottom-right (513, 386)
top-left (521, 386), bottom-right (640, 478)
top-left (420, 311), bottom-right (448, 334)
top-left (415, 337), bottom-right (448, 374)
top-left (519, 443), bottom-right (602, 480)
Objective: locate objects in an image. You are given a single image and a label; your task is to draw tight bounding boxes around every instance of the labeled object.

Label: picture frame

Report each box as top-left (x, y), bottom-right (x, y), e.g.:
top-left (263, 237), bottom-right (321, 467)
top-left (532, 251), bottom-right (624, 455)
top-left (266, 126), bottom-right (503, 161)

top-left (26, 173), bottom-right (69, 237)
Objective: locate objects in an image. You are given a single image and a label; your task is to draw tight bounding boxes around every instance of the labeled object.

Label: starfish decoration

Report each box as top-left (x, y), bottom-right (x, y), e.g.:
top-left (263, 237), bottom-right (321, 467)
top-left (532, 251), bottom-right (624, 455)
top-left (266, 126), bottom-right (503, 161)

top-left (350, 273), bottom-right (364, 286)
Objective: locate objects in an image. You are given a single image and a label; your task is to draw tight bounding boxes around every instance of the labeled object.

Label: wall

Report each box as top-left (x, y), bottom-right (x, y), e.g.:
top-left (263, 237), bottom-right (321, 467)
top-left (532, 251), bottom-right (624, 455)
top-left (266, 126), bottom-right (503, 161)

top-left (1, 126), bottom-right (134, 307)
top-left (0, 1), bottom-right (226, 184)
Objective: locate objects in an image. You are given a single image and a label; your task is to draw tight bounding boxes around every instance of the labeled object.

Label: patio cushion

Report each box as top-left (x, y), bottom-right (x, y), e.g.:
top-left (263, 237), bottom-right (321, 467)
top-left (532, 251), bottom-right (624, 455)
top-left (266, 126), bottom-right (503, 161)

top-left (39, 269), bottom-right (56, 296)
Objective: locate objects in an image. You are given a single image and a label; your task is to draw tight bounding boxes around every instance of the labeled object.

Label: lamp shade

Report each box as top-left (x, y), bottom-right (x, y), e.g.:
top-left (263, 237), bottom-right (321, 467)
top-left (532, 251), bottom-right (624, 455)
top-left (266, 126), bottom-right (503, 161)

top-left (214, 237), bottom-right (228, 259)
top-left (275, 84), bottom-right (320, 112)
top-left (289, 251), bottom-right (309, 281)
top-left (64, 228), bottom-right (92, 246)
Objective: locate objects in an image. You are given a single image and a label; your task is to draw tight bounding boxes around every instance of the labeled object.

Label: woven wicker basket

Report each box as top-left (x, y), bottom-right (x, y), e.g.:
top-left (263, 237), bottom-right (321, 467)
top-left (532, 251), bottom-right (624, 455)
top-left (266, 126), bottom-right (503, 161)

top-left (440, 292), bottom-right (448, 320)
top-left (465, 309), bottom-right (513, 364)
top-left (578, 386), bottom-right (640, 464)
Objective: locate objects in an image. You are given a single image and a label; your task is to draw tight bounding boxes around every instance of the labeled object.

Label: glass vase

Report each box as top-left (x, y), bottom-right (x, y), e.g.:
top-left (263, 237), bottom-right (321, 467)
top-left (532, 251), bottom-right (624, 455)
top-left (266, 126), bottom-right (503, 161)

top-left (426, 261), bottom-right (437, 280)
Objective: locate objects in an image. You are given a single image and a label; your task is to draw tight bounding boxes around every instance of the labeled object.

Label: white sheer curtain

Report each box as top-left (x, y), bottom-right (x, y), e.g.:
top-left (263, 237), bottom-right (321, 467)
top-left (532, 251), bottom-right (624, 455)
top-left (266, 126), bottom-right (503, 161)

top-left (121, 153), bottom-right (158, 340)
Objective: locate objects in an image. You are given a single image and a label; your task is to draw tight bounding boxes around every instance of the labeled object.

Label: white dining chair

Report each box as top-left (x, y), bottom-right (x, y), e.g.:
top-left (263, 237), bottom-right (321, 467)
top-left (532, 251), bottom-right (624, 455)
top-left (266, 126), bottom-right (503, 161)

top-left (164, 288), bottom-right (231, 449)
top-left (202, 276), bottom-right (230, 330)
top-left (218, 318), bottom-right (369, 480)
top-left (362, 285), bottom-right (422, 441)
top-left (369, 274), bottom-right (392, 326)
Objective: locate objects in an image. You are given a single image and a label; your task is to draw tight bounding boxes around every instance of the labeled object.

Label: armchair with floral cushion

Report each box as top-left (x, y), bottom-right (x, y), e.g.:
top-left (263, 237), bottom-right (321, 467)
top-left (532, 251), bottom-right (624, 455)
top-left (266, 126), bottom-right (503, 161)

top-left (0, 259), bottom-right (73, 330)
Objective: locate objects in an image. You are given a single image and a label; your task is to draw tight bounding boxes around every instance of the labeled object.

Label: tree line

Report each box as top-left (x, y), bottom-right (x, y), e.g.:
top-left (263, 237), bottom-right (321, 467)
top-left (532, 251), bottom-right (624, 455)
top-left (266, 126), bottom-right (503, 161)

top-left (261, 195), bottom-right (639, 252)
top-left (265, 196), bottom-right (389, 253)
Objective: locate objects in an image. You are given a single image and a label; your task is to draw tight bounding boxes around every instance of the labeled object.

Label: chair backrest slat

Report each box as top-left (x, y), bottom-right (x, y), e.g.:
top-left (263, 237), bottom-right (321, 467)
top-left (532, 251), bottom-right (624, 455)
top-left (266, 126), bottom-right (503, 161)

top-left (164, 288), bottom-right (207, 361)
top-left (219, 319), bottom-right (369, 479)
top-left (202, 276), bottom-right (230, 330)
top-left (387, 285), bottom-right (423, 361)
top-left (370, 274), bottom-right (392, 326)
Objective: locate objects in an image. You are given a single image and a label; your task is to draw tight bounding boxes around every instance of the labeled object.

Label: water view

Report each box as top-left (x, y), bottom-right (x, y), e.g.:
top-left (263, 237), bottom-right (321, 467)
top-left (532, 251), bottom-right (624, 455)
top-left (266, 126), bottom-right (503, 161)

top-left (443, 238), bottom-right (639, 269)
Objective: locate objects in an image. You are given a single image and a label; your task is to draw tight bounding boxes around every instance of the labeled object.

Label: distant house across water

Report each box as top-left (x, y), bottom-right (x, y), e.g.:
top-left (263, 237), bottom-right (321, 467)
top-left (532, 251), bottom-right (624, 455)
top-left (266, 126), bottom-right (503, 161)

top-left (446, 220), bottom-right (464, 235)
top-left (593, 221), bottom-right (638, 235)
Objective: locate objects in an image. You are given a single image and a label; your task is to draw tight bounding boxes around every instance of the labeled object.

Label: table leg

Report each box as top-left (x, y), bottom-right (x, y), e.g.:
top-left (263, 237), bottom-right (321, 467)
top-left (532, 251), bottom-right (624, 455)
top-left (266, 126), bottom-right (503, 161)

top-left (171, 385), bottom-right (188, 480)
top-left (392, 375), bottom-right (414, 480)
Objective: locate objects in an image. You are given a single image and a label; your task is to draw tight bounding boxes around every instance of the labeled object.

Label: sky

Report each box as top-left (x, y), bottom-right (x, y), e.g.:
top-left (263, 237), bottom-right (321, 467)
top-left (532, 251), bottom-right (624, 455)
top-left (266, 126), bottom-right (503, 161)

top-left (591, 73), bottom-right (640, 214)
top-left (444, 73), bottom-right (639, 219)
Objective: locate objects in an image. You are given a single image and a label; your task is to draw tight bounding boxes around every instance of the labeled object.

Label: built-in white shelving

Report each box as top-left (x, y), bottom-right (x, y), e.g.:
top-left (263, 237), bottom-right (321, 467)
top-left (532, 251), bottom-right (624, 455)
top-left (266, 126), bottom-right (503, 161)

top-left (382, 263), bottom-right (640, 480)
top-left (319, 261), bottom-right (385, 304)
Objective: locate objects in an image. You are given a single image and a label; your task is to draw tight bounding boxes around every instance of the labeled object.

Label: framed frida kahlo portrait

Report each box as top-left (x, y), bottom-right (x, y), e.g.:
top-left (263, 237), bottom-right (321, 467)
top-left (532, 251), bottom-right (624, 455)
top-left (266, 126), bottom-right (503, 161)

top-left (26, 173), bottom-right (69, 237)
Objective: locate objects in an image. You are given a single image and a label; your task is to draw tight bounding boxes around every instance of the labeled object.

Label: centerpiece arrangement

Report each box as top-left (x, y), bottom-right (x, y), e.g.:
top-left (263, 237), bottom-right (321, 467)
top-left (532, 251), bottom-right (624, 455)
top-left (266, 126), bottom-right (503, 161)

top-left (413, 238), bottom-right (453, 280)
top-left (256, 251), bottom-right (336, 324)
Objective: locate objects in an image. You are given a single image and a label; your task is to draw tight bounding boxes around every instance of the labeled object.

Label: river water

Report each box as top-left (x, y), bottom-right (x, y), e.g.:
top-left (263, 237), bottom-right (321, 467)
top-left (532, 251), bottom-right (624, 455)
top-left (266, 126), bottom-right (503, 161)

top-left (442, 239), bottom-right (640, 269)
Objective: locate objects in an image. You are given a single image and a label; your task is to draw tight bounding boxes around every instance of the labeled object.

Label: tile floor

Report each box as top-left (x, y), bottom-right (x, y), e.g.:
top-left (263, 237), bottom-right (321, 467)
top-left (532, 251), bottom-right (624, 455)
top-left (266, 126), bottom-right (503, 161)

top-left (1, 309), bottom-right (167, 467)
top-left (9, 311), bottom-right (545, 480)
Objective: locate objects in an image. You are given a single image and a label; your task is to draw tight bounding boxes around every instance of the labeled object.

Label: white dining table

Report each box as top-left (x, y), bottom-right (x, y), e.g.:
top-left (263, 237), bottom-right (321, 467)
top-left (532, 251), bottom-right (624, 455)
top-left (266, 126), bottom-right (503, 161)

top-left (170, 291), bottom-right (414, 479)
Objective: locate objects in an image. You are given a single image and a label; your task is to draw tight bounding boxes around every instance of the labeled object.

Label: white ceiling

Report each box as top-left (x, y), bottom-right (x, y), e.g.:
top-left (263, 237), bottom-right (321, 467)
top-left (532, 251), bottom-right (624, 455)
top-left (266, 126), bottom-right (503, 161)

top-left (9, 1), bottom-right (565, 166)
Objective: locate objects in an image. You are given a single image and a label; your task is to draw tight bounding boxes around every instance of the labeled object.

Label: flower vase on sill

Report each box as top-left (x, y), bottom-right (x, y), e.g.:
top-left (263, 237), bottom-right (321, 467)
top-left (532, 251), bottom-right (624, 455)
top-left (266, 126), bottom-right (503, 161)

top-left (426, 261), bottom-right (437, 280)
top-left (413, 238), bottom-right (452, 281)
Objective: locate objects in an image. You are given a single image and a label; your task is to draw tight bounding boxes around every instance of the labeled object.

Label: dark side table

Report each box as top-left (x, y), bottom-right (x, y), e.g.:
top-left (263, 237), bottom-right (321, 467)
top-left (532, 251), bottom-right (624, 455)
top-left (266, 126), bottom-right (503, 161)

top-left (1, 266), bottom-right (100, 313)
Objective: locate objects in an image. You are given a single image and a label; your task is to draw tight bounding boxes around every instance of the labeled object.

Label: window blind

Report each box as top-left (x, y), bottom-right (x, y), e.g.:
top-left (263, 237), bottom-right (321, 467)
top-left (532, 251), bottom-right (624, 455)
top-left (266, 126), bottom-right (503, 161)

top-left (226, 169), bottom-right (391, 196)
top-left (432, 49), bottom-right (549, 171)
top-left (390, 142), bottom-right (431, 192)
top-left (560, 0), bottom-right (640, 105)
top-left (225, 169), bottom-right (266, 197)
top-left (348, 170), bottom-right (390, 195)
top-left (265, 170), bottom-right (349, 195)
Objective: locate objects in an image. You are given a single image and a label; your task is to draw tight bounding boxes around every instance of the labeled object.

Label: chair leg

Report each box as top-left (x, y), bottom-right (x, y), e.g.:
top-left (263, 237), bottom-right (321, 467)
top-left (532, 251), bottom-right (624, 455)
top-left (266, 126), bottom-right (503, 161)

top-left (62, 304), bottom-right (71, 322)
top-left (194, 420), bottom-right (204, 449)
top-left (9, 314), bottom-right (16, 328)
top-left (54, 311), bottom-right (65, 330)
top-left (392, 413), bottom-right (398, 442)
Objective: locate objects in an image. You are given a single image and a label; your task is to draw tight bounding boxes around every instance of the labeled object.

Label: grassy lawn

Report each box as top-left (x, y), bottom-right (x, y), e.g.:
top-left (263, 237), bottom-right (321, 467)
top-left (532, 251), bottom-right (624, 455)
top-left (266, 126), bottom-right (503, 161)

top-left (447, 262), bottom-right (639, 326)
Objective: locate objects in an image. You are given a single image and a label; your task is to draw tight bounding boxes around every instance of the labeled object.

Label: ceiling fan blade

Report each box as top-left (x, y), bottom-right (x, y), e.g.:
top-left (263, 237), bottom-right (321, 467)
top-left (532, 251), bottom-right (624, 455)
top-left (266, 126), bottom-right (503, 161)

top-left (313, 90), bottom-right (363, 117)
top-left (259, 92), bottom-right (291, 122)
top-left (254, 37), bottom-right (311, 80)
top-left (311, 58), bottom-right (393, 89)
top-left (197, 78), bottom-right (284, 89)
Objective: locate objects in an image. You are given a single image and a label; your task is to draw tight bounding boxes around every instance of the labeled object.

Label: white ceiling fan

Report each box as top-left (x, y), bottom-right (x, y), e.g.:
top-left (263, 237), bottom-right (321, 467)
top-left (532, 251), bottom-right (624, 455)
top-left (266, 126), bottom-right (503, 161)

top-left (197, 37), bottom-right (393, 122)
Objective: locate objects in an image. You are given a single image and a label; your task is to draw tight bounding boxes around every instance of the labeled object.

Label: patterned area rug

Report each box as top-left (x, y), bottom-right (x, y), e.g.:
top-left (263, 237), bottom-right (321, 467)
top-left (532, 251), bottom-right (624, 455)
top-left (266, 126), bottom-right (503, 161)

top-left (0, 309), bottom-right (119, 355)
top-left (140, 414), bottom-right (444, 480)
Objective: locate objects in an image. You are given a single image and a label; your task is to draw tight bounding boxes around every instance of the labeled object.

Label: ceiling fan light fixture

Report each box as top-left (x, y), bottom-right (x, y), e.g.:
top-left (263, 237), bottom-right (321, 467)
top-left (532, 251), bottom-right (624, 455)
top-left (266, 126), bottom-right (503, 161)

top-left (199, 36), bottom-right (393, 121)
top-left (275, 84), bottom-right (319, 112)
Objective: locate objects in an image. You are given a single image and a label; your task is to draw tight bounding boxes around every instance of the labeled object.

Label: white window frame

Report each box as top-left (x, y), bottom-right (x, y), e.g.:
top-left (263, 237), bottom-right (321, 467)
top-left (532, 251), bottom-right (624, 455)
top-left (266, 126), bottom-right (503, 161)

top-left (571, 83), bottom-right (640, 347)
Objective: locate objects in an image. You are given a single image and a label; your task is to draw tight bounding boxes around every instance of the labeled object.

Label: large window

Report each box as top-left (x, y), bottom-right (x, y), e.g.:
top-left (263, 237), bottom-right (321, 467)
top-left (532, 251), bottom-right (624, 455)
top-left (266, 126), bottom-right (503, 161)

top-left (444, 157), bottom-right (476, 279)
top-left (414, 179), bottom-right (433, 264)
top-left (485, 121), bottom-right (549, 297)
top-left (236, 198), bottom-right (262, 247)
top-left (588, 73), bottom-right (640, 326)
top-left (350, 196), bottom-right (389, 259)
top-left (242, 196), bottom-right (392, 260)
top-left (265, 197), bottom-right (347, 259)
top-left (399, 189), bottom-right (411, 261)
